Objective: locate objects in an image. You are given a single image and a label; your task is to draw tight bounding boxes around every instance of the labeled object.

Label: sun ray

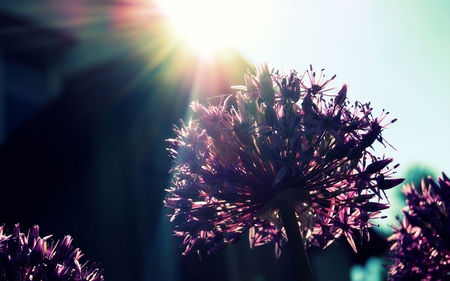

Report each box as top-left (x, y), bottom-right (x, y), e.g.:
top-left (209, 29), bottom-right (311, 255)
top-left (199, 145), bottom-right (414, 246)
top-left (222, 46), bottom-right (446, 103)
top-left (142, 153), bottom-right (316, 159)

top-left (155, 0), bottom-right (274, 60)
top-left (6, 1), bottom-right (252, 105)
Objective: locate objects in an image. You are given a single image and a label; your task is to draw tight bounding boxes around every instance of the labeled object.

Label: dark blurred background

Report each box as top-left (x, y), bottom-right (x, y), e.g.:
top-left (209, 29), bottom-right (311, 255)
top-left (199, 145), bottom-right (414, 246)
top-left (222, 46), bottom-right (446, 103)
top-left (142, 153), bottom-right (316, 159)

top-left (0, 2), bottom-right (405, 281)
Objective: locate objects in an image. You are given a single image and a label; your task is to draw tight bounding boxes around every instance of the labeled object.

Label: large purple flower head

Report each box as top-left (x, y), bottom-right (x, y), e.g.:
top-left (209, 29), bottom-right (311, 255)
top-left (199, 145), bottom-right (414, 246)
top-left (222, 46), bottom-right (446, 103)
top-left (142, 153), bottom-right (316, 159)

top-left (0, 224), bottom-right (104, 281)
top-left (165, 64), bottom-right (403, 258)
top-left (387, 173), bottom-right (450, 280)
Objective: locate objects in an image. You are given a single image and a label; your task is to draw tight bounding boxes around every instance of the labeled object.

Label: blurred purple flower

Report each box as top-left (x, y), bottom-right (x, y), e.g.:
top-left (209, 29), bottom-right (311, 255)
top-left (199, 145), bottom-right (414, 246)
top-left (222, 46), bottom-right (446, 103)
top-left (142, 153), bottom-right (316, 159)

top-left (165, 64), bottom-right (403, 258)
top-left (387, 173), bottom-right (450, 280)
top-left (0, 224), bottom-right (104, 281)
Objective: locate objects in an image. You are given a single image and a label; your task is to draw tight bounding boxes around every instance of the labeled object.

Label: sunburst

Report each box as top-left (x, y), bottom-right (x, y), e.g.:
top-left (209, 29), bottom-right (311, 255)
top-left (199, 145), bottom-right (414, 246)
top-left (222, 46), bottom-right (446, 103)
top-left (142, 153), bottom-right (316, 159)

top-left (155, 0), bottom-right (273, 60)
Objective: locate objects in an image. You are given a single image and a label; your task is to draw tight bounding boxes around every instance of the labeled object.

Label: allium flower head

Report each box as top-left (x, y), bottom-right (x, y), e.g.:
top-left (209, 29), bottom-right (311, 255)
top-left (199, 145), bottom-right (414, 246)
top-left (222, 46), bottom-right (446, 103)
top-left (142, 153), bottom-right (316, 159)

top-left (387, 173), bottom-right (450, 280)
top-left (0, 224), bottom-right (104, 281)
top-left (165, 64), bottom-right (403, 258)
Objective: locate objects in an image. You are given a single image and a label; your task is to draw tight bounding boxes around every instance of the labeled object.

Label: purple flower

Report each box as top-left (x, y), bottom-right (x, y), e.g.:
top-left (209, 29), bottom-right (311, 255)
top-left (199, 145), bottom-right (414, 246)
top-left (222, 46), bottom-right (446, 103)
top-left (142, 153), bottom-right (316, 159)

top-left (0, 224), bottom-right (104, 281)
top-left (387, 173), bottom-right (450, 280)
top-left (165, 64), bottom-right (403, 258)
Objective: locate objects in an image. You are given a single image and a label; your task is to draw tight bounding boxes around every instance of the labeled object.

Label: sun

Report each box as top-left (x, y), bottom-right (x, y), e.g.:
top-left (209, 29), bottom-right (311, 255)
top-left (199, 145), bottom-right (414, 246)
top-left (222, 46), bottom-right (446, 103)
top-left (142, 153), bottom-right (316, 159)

top-left (155, 0), bottom-right (272, 59)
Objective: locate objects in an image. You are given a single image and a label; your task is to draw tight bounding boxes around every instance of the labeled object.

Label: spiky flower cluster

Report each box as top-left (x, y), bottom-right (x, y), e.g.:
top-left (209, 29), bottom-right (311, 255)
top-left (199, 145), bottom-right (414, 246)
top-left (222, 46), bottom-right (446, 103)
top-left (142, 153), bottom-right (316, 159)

top-left (165, 64), bottom-right (403, 258)
top-left (387, 173), bottom-right (450, 280)
top-left (0, 224), bottom-right (104, 281)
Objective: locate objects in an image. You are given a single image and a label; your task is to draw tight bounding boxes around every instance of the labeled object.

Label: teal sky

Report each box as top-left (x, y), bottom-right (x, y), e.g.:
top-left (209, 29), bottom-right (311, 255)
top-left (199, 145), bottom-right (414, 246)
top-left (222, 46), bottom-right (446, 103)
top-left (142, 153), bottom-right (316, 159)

top-left (153, 0), bottom-right (446, 235)
top-left (225, 0), bottom-right (450, 231)
top-left (231, 0), bottom-right (450, 180)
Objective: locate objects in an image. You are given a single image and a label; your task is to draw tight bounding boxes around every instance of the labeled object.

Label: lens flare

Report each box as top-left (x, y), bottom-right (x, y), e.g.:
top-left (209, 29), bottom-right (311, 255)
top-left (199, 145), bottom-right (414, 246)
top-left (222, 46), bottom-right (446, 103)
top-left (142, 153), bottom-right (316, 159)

top-left (155, 0), bottom-right (273, 59)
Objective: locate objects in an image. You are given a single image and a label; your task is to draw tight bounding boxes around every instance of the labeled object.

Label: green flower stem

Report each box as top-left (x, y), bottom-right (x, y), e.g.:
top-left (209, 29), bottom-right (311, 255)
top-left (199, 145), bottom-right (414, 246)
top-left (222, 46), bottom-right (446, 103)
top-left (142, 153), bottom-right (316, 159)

top-left (280, 202), bottom-right (315, 281)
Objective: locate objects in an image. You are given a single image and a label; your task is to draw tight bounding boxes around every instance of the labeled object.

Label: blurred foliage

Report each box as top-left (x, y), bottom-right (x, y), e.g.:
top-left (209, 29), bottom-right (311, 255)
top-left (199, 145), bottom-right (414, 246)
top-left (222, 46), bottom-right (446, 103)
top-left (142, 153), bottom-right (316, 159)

top-left (350, 256), bottom-right (387, 281)
top-left (404, 163), bottom-right (438, 185)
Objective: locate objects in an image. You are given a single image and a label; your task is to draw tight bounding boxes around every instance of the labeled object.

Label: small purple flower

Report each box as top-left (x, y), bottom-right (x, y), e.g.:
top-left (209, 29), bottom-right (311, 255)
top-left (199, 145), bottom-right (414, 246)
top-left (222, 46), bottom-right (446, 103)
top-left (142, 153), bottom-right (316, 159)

top-left (165, 64), bottom-right (403, 258)
top-left (387, 173), bottom-right (450, 280)
top-left (0, 224), bottom-right (104, 281)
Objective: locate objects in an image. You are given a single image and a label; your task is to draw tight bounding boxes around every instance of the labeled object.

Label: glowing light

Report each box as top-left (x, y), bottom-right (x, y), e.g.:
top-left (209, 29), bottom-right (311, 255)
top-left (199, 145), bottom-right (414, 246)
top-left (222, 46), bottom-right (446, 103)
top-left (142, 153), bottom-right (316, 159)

top-left (155, 0), bottom-right (273, 59)
top-left (109, 2), bottom-right (254, 102)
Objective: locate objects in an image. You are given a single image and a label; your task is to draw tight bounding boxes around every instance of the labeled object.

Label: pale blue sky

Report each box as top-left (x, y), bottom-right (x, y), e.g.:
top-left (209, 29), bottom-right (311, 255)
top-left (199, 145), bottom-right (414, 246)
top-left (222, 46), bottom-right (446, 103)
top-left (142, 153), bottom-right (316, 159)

top-left (158, 0), bottom-right (450, 178)
top-left (155, 0), bottom-right (450, 230)
top-left (231, 0), bottom-right (450, 180)
top-left (228, 0), bottom-right (450, 231)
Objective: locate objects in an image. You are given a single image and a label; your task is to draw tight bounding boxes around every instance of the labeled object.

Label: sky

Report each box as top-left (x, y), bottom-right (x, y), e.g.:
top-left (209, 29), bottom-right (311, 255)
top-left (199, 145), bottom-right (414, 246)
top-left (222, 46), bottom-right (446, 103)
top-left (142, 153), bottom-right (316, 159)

top-left (157, 0), bottom-right (450, 179)
top-left (155, 0), bottom-right (450, 231)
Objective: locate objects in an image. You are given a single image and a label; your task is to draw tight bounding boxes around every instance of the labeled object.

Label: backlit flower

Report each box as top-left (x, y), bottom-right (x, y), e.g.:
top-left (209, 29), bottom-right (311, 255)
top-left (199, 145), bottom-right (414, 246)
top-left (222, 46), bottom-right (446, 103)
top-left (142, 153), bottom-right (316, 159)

top-left (387, 173), bottom-right (450, 280)
top-left (165, 64), bottom-right (403, 258)
top-left (0, 224), bottom-right (104, 281)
